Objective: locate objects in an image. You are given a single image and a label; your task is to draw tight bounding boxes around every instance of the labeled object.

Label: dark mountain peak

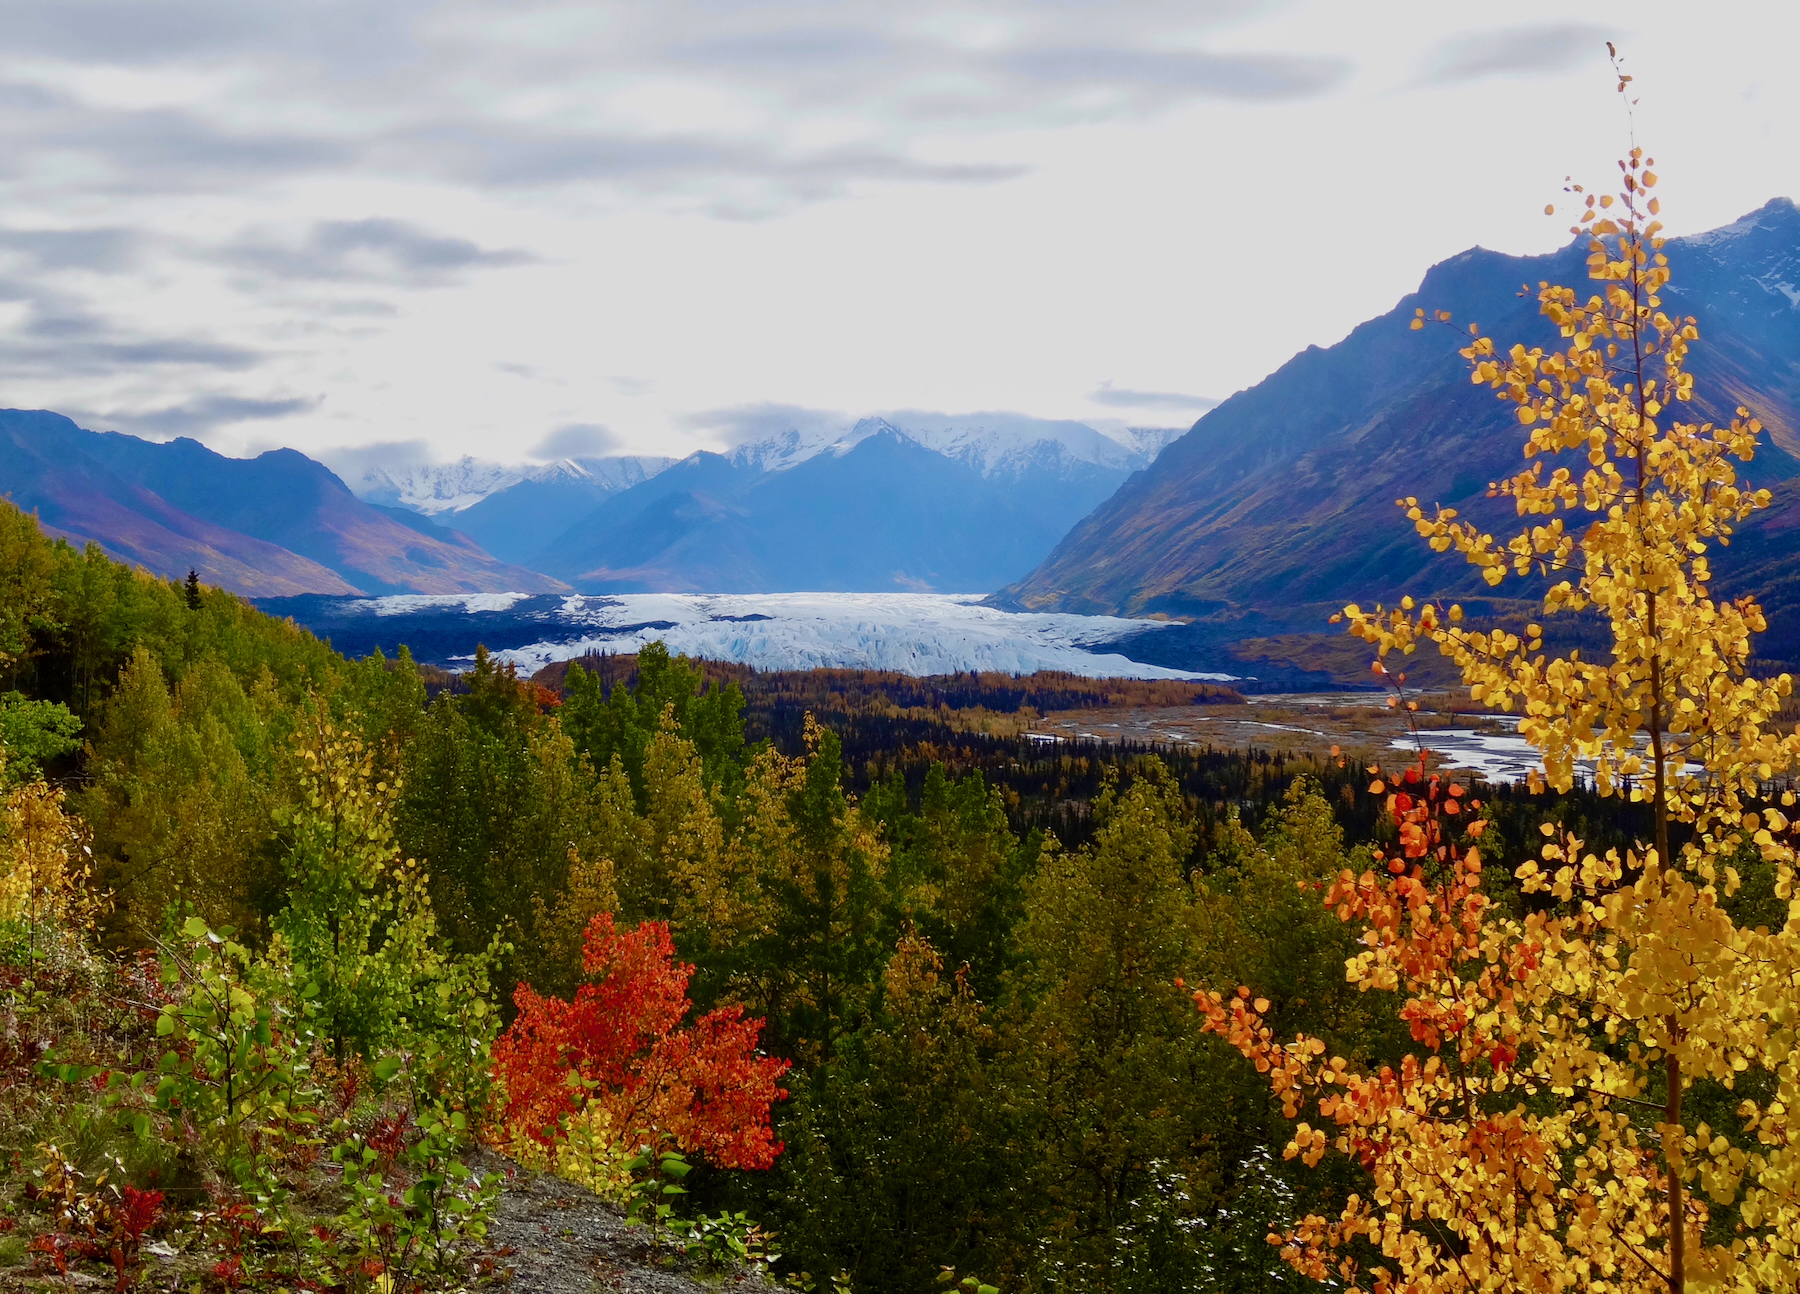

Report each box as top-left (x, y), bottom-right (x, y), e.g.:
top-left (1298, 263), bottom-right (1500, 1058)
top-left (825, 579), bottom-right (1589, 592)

top-left (252, 444), bottom-right (357, 491)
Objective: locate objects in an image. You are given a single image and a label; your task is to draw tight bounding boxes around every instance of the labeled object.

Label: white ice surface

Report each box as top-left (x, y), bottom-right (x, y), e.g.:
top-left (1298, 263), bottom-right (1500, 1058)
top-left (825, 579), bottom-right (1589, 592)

top-left (451, 592), bottom-right (1231, 681)
top-left (365, 592), bottom-right (538, 615)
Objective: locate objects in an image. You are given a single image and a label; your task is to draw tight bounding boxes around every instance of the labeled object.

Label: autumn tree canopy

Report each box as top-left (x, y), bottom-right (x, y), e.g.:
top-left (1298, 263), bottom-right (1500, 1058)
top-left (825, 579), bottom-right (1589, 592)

top-left (1207, 140), bottom-right (1800, 1294)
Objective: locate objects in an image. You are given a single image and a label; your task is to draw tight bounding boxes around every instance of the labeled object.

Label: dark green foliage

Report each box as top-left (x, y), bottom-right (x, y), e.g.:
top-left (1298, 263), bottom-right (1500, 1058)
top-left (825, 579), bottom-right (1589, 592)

top-left (393, 644), bottom-right (632, 1001)
top-left (562, 642), bottom-right (746, 803)
top-left (865, 763), bottom-right (1037, 1000)
top-left (0, 692), bottom-right (81, 785)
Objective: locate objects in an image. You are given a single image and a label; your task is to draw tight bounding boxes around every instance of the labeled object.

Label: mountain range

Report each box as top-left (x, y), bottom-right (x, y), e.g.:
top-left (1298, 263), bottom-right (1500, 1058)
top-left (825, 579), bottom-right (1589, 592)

top-left (519, 416), bottom-right (1179, 592)
top-left (0, 409), bottom-right (564, 596)
top-left (3, 198), bottom-right (1797, 680)
top-left (339, 414), bottom-right (1180, 589)
top-left (0, 407), bottom-right (1181, 601)
top-left (992, 197), bottom-right (1800, 677)
top-left (357, 455), bottom-right (678, 567)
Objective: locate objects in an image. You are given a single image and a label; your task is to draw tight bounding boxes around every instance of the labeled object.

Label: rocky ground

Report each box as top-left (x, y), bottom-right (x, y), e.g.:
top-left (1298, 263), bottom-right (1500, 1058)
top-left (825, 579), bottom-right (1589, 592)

top-left (0, 1150), bottom-right (774, 1294)
top-left (476, 1150), bottom-right (778, 1294)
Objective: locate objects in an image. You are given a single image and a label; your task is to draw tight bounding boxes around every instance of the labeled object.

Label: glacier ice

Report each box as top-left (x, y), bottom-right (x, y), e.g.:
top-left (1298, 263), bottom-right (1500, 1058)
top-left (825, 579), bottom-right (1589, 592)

top-left (355, 591), bottom-right (1234, 681)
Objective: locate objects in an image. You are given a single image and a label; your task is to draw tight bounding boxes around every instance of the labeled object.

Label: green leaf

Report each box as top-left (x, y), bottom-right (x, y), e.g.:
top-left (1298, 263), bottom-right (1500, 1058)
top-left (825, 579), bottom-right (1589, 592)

top-left (372, 1055), bottom-right (403, 1082)
top-left (182, 914), bottom-right (210, 939)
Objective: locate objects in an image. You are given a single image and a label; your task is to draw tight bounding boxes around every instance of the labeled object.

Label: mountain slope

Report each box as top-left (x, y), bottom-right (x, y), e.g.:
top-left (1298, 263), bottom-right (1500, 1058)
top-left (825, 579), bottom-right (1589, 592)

top-left (995, 199), bottom-right (1800, 633)
top-left (446, 457), bottom-right (675, 564)
top-left (536, 425), bottom-right (1144, 593)
top-left (0, 411), bottom-right (360, 596)
top-left (0, 410), bottom-right (566, 596)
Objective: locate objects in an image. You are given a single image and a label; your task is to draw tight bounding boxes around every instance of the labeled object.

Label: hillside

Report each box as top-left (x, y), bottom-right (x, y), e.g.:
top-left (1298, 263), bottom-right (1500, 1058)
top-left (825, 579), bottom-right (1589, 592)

top-left (992, 199), bottom-right (1800, 671)
top-left (0, 409), bottom-right (566, 596)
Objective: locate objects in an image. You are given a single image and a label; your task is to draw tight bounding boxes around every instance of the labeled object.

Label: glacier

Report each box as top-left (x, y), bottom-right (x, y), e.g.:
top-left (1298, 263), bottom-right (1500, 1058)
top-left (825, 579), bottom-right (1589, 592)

top-left (348, 591), bottom-right (1232, 680)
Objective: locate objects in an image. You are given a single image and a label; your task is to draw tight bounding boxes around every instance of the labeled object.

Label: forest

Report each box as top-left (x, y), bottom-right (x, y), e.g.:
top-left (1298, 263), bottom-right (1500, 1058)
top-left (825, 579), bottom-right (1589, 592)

top-left (4, 162), bottom-right (1800, 1294)
top-left (0, 493), bottom-right (1401, 1291)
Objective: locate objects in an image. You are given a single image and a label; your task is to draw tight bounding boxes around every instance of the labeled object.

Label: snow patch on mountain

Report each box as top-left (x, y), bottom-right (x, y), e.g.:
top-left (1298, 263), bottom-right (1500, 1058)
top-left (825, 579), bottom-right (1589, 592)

top-left (338, 591), bottom-right (1227, 680)
top-left (360, 456), bottom-right (525, 514)
top-left (1106, 425), bottom-right (1189, 461)
top-left (1682, 196), bottom-right (1799, 251)
top-left (356, 454), bottom-right (674, 514)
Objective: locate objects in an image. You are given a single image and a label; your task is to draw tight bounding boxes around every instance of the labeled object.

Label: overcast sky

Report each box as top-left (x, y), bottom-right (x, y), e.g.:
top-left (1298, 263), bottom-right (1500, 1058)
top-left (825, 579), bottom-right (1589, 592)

top-left (1, 0), bottom-right (1795, 469)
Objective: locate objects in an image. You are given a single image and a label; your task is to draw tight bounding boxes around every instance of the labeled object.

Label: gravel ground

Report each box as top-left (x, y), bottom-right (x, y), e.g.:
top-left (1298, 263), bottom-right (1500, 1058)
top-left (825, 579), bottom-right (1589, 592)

top-left (474, 1149), bottom-right (779, 1294)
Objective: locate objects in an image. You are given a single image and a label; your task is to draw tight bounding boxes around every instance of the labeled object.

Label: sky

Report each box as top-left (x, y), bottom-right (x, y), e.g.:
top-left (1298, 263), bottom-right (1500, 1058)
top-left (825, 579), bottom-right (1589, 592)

top-left (1, 0), bottom-right (1796, 473)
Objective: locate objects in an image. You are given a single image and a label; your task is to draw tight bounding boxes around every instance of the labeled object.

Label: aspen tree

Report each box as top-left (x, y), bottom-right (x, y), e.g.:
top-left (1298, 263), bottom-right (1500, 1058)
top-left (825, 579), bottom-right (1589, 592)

top-left (1202, 135), bottom-right (1800, 1294)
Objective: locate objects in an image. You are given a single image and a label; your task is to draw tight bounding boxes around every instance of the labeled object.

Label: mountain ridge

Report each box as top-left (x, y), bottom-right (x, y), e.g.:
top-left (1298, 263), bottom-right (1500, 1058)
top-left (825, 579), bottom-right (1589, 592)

top-left (532, 421), bottom-right (1170, 593)
top-left (0, 410), bottom-right (566, 597)
top-left (992, 199), bottom-right (1800, 647)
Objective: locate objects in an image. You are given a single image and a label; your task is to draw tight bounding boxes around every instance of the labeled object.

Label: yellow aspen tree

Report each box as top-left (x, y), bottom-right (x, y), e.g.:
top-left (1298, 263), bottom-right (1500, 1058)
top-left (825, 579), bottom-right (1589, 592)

top-left (1201, 141), bottom-right (1800, 1293)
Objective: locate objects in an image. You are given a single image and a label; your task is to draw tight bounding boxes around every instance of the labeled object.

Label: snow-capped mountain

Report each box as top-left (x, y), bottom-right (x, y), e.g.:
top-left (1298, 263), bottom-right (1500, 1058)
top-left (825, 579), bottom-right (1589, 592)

top-left (342, 411), bottom-right (1202, 593)
top-left (722, 412), bottom-right (1184, 481)
top-left (357, 456), bottom-right (526, 515)
top-left (531, 417), bottom-right (1197, 595)
top-left (877, 412), bottom-right (1149, 477)
top-left (354, 454), bottom-right (674, 516)
top-left (1106, 424), bottom-right (1190, 462)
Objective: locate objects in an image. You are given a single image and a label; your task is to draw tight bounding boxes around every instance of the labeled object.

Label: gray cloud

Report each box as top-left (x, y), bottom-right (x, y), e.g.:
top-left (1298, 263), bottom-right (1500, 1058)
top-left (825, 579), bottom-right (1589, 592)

top-left (999, 46), bottom-right (1347, 100)
top-left (0, 335), bottom-right (262, 378)
top-left (0, 257), bottom-right (262, 376)
top-left (212, 218), bottom-right (536, 285)
top-left (314, 439), bottom-right (436, 483)
top-left (0, 4), bottom-right (1352, 213)
top-left (0, 242), bottom-right (266, 377)
top-left (0, 0), bottom-right (432, 70)
top-left (0, 87), bottom-right (355, 195)
top-left (0, 227), bottom-right (145, 273)
top-left (82, 394), bottom-right (319, 438)
top-left (1087, 382), bottom-right (1218, 412)
top-left (530, 423), bottom-right (620, 459)
top-left (679, 401), bottom-right (848, 447)
top-left (664, 27), bottom-right (893, 70)
top-left (380, 122), bottom-right (1024, 197)
top-left (1422, 24), bottom-right (1615, 84)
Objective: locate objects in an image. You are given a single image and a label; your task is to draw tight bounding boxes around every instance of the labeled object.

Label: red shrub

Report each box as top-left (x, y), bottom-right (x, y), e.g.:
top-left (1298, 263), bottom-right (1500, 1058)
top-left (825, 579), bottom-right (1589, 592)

top-left (492, 914), bottom-right (789, 1169)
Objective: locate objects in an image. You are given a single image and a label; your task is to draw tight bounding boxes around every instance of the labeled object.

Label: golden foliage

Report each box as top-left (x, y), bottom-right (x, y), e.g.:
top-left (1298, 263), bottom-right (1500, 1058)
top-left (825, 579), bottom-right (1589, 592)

top-left (0, 756), bottom-right (94, 946)
top-left (1215, 146), bottom-right (1800, 1293)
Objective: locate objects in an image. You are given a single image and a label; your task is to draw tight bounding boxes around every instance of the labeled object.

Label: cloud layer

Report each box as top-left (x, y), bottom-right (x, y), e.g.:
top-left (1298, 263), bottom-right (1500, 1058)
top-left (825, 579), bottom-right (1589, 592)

top-left (0, 1), bottom-right (1789, 465)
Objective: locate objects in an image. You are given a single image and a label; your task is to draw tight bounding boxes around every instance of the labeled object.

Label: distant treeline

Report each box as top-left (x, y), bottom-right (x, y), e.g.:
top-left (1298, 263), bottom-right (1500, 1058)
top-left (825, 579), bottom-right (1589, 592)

top-left (532, 651), bottom-right (1241, 711)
